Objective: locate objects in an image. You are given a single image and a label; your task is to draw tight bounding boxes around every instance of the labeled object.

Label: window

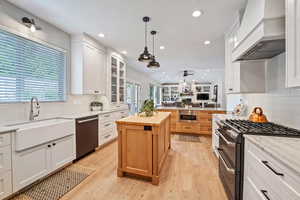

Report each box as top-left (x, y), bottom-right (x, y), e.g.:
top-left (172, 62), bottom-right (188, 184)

top-left (0, 29), bottom-right (66, 103)
top-left (149, 84), bottom-right (161, 106)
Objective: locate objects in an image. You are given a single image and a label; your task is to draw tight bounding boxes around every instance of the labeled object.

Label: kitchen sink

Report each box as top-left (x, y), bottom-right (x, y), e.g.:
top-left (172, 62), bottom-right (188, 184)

top-left (6, 118), bottom-right (75, 151)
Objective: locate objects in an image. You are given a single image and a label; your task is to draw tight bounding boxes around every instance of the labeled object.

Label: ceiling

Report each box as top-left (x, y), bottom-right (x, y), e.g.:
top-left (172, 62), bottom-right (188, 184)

top-left (8, 0), bottom-right (245, 82)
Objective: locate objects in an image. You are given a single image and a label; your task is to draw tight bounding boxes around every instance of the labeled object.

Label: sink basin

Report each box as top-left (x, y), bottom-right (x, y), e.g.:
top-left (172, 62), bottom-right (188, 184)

top-left (7, 118), bottom-right (75, 151)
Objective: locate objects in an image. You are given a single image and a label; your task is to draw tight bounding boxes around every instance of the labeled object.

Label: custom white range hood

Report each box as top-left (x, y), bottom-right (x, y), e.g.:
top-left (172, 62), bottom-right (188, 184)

top-left (232, 0), bottom-right (285, 61)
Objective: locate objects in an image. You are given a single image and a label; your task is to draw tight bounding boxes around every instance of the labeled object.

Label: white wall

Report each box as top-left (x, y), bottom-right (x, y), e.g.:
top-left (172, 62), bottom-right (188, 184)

top-left (227, 53), bottom-right (300, 129)
top-left (126, 66), bottom-right (160, 103)
top-left (0, 1), bottom-right (97, 125)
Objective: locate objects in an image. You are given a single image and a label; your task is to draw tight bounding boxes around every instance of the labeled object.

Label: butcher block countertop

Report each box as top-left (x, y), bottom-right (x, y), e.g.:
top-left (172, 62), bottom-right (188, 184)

top-left (116, 112), bottom-right (171, 126)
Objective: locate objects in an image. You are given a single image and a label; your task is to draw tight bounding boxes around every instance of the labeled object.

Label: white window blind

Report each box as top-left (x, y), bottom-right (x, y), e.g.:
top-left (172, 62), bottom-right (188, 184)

top-left (0, 29), bottom-right (66, 103)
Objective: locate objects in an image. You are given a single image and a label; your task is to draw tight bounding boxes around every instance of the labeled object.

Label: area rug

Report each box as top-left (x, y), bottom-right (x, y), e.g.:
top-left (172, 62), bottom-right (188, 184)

top-left (176, 134), bottom-right (201, 142)
top-left (11, 164), bottom-right (95, 200)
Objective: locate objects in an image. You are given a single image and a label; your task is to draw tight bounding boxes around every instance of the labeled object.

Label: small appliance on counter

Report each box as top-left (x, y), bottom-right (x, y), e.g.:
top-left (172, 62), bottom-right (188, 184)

top-left (90, 101), bottom-right (103, 111)
top-left (248, 107), bottom-right (268, 123)
top-left (233, 99), bottom-right (247, 116)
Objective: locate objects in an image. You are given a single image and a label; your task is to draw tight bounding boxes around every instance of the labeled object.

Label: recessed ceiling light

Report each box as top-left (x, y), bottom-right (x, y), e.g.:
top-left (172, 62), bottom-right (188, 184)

top-left (121, 51), bottom-right (127, 55)
top-left (192, 10), bottom-right (202, 18)
top-left (204, 40), bottom-right (211, 45)
top-left (160, 46), bottom-right (165, 50)
top-left (98, 33), bottom-right (105, 38)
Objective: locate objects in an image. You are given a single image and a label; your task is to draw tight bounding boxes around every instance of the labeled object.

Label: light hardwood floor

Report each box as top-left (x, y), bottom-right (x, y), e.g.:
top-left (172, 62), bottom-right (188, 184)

top-left (61, 135), bottom-right (228, 200)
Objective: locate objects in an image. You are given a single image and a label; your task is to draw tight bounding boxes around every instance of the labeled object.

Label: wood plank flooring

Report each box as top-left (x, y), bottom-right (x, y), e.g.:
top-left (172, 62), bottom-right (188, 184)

top-left (61, 135), bottom-right (228, 200)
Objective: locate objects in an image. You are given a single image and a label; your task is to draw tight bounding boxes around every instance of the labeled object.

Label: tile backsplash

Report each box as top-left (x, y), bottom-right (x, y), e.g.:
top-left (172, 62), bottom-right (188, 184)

top-left (227, 53), bottom-right (300, 129)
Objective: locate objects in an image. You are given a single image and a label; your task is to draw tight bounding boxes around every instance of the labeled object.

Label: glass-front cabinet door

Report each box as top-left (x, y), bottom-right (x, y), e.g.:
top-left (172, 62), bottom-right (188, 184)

top-left (119, 61), bottom-right (125, 103)
top-left (111, 57), bottom-right (118, 103)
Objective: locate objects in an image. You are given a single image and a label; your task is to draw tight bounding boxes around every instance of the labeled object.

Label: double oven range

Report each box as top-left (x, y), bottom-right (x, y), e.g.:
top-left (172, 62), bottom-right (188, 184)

top-left (217, 119), bottom-right (300, 200)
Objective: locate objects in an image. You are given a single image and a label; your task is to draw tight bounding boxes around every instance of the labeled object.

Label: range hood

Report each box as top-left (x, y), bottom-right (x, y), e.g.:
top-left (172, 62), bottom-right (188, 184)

top-left (232, 0), bottom-right (285, 61)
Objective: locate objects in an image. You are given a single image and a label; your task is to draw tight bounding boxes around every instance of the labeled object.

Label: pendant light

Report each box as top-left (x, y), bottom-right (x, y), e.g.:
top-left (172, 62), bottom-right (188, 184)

top-left (138, 16), bottom-right (152, 62)
top-left (147, 30), bottom-right (160, 68)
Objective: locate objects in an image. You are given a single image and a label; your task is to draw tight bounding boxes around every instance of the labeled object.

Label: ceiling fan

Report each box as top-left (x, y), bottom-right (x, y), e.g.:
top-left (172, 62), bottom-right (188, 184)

top-left (182, 70), bottom-right (195, 77)
top-left (22, 17), bottom-right (42, 32)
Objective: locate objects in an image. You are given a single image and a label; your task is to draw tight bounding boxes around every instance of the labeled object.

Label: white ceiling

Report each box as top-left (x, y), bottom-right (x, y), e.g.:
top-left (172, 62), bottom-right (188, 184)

top-left (8, 0), bottom-right (245, 82)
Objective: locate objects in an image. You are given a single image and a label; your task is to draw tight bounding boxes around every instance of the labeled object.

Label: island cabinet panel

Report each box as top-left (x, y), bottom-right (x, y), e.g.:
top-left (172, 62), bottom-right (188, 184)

top-left (120, 125), bottom-right (152, 177)
top-left (116, 112), bottom-right (171, 185)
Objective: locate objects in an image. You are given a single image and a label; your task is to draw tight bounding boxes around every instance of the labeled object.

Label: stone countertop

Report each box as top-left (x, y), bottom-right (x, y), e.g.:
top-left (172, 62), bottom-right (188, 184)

top-left (212, 113), bottom-right (248, 120)
top-left (0, 126), bottom-right (18, 134)
top-left (61, 107), bottom-right (128, 119)
top-left (244, 135), bottom-right (300, 177)
top-left (116, 112), bottom-right (171, 126)
top-left (156, 107), bottom-right (226, 111)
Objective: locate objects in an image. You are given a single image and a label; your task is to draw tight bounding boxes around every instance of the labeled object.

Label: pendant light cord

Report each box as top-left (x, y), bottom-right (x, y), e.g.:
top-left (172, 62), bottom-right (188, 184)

top-left (145, 22), bottom-right (147, 47)
top-left (152, 33), bottom-right (155, 56)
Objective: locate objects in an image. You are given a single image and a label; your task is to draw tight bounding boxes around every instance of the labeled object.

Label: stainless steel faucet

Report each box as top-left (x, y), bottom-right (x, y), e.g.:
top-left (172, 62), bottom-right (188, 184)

top-left (29, 97), bottom-right (40, 121)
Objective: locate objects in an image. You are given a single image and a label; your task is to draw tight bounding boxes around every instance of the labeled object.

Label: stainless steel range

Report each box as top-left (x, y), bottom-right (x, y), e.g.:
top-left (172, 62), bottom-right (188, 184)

top-left (218, 119), bottom-right (300, 200)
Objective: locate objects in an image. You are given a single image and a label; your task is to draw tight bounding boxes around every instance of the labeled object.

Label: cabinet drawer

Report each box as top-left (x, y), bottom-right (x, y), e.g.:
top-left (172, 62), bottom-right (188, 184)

top-left (0, 146), bottom-right (11, 174)
top-left (100, 121), bottom-right (114, 132)
top-left (245, 141), bottom-right (300, 200)
top-left (99, 113), bottom-right (115, 122)
top-left (176, 123), bottom-right (200, 133)
top-left (0, 134), bottom-right (10, 148)
top-left (100, 132), bottom-right (114, 145)
top-left (0, 171), bottom-right (12, 200)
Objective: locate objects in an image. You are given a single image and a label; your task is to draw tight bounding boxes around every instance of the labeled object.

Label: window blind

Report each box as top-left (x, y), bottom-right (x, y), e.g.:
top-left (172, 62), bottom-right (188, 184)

top-left (0, 29), bottom-right (66, 103)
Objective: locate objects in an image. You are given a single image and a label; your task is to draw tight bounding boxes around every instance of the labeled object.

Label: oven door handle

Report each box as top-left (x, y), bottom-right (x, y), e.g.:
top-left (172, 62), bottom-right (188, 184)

top-left (218, 130), bottom-right (235, 146)
top-left (218, 149), bottom-right (235, 175)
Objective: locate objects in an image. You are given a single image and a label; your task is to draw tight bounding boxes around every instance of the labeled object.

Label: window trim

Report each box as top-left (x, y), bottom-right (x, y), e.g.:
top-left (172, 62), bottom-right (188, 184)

top-left (0, 25), bottom-right (68, 103)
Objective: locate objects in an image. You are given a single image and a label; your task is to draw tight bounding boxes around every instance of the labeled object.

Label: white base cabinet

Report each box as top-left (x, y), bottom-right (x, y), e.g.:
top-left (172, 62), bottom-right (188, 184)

top-left (244, 138), bottom-right (300, 200)
top-left (98, 109), bottom-right (129, 146)
top-left (0, 171), bottom-right (12, 200)
top-left (12, 135), bottom-right (75, 192)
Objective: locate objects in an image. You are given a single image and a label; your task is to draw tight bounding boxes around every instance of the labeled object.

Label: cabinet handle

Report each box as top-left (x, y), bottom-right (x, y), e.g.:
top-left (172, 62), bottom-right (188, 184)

top-left (47, 144), bottom-right (51, 148)
top-left (104, 114), bottom-right (110, 118)
top-left (218, 149), bottom-right (235, 174)
top-left (262, 161), bottom-right (284, 176)
top-left (218, 131), bottom-right (235, 146)
top-left (77, 117), bottom-right (98, 124)
top-left (104, 134), bottom-right (111, 139)
top-left (229, 88), bottom-right (233, 91)
top-left (260, 190), bottom-right (271, 200)
top-left (105, 123), bottom-right (111, 127)
top-left (52, 143), bottom-right (56, 146)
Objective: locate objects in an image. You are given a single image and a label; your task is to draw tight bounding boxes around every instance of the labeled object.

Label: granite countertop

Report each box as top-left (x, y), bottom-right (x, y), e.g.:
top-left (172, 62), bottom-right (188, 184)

top-left (156, 106), bottom-right (226, 111)
top-left (244, 135), bottom-right (300, 177)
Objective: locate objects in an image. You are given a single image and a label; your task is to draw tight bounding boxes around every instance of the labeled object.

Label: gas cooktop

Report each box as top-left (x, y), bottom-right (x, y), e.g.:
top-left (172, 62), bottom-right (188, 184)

top-left (222, 119), bottom-right (300, 137)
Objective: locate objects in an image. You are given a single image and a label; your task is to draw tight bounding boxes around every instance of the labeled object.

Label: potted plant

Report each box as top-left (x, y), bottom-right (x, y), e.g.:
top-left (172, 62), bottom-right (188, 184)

top-left (140, 99), bottom-right (155, 117)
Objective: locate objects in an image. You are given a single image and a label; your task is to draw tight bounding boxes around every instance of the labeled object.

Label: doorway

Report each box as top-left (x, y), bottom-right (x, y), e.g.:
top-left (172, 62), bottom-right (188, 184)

top-left (126, 82), bottom-right (141, 115)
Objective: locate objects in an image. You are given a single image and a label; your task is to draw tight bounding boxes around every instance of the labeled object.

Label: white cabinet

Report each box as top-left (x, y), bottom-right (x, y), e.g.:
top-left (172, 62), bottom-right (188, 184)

top-left (51, 135), bottom-right (75, 171)
top-left (71, 34), bottom-right (107, 95)
top-left (108, 52), bottom-right (126, 104)
top-left (244, 138), bottom-right (300, 200)
top-left (98, 110), bottom-right (129, 146)
top-left (13, 143), bottom-right (51, 192)
top-left (0, 171), bottom-right (12, 200)
top-left (0, 133), bottom-right (12, 200)
top-left (13, 135), bottom-right (75, 192)
top-left (286, 0), bottom-right (300, 87)
top-left (225, 18), bottom-right (266, 94)
top-left (212, 115), bottom-right (221, 158)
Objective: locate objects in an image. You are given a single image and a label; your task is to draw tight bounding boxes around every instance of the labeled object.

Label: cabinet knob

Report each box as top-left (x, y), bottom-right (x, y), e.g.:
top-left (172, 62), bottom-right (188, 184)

top-left (52, 143), bottom-right (56, 146)
top-left (47, 144), bottom-right (51, 148)
top-left (229, 88), bottom-right (233, 91)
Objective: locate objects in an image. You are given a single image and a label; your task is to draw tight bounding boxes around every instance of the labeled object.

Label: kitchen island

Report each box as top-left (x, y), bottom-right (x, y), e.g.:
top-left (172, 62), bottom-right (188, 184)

top-left (157, 107), bottom-right (226, 135)
top-left (116, 112), bottom-right (171, 185)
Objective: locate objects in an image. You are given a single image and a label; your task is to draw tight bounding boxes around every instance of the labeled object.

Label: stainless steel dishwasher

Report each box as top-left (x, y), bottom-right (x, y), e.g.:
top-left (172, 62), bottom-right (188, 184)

top-left (76, 115), bottom-right (99, 159)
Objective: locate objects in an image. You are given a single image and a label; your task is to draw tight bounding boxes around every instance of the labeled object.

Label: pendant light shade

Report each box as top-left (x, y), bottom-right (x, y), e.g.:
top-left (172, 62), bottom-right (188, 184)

top-left (138, 16), bottom-right (152, 62)
top-left (147, 30), bottom-right (160, 68)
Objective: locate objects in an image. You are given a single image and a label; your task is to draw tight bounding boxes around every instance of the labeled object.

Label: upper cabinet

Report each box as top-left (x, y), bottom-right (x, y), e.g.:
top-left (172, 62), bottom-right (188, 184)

top-left (286, 0), bottom-right (300, 87)
top-left (108, 51), bottom-right (126, 104)
top-left (71, 34), bottom-right (107, 95)
top-left (225, 17), bottom-right (266, 94)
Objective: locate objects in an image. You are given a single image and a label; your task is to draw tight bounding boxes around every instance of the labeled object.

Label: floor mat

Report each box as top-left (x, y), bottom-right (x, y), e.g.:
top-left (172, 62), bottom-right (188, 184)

top-left (11, 164), bottom-right (95, 200)
top-left (176, 134), bottom-right (201, 142)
